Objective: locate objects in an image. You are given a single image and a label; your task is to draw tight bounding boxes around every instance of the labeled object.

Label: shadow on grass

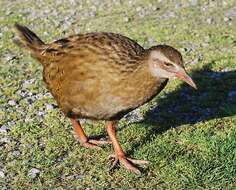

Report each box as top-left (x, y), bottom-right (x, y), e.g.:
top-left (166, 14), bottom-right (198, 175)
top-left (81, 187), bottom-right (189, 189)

top-left (125, 62), bottom-right (236, 156)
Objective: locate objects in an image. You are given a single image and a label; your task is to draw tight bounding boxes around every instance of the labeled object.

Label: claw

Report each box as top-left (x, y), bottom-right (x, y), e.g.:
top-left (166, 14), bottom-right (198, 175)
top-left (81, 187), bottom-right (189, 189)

top-left (108, 154), bottom-right (118, 170)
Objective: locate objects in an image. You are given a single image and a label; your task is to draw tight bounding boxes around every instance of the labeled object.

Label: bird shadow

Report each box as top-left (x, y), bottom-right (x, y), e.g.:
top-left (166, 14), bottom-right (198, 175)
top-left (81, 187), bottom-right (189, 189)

top-left (125, 61), bottom-right (236, 156)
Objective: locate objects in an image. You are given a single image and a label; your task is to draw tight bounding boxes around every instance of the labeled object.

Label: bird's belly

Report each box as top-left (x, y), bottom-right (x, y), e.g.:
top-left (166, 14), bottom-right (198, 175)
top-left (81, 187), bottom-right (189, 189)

top-left (68, 94), bottom-right (128, 120)
top-left (66, 79), bottom-right (167, 120)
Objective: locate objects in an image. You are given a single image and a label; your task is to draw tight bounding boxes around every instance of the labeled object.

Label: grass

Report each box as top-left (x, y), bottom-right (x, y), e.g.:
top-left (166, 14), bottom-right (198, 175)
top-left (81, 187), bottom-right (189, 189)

top-left (0, 0), bottom-right (236, 189)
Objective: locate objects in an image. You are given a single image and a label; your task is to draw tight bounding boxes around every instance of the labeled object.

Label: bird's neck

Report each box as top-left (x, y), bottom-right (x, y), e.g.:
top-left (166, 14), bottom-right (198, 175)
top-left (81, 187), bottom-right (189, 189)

top-left (120, 61), bottom-right (167, 109)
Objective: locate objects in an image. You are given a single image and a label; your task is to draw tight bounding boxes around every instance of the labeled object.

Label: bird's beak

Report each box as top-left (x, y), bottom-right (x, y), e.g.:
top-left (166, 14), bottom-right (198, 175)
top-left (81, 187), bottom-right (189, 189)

top-left (175, 69), bottom-right (197, 89)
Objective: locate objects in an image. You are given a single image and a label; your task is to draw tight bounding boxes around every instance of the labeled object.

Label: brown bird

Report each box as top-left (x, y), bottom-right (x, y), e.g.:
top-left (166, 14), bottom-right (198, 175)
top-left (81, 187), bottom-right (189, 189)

top-left (14, 23), bottom-right (196, 175)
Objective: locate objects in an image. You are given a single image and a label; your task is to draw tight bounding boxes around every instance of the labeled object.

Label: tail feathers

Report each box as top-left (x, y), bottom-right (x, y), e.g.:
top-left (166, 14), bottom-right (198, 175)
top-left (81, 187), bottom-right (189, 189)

top-left (14, 23), bottom-right (45, 51)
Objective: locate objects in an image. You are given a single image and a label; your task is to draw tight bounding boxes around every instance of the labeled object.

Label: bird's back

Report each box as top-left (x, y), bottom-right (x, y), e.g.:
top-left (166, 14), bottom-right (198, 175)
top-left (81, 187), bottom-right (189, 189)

top-left (41, 32), bottom-right (144, 64)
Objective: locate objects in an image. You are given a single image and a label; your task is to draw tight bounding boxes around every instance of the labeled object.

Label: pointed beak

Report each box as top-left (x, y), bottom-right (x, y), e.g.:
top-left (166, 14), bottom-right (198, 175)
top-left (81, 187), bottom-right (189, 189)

top-left (175, 69), bottom-right (197, 89)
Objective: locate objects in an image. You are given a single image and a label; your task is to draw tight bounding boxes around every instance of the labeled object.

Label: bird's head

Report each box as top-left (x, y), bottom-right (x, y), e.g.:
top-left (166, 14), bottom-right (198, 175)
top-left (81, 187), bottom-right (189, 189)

top-left (147, 45), bottom-right (197, 89)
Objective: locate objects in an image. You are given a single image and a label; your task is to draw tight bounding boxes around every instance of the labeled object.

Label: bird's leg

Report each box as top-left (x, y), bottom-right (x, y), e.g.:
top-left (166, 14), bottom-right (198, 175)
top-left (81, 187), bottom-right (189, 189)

top-left (70, 118), bottom-right (111, 149)
top-left (106, 121), bottom-right (149, 175)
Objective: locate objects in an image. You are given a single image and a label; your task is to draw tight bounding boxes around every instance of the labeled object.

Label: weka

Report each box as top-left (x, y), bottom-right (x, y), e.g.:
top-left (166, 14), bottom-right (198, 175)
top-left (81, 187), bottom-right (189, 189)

top-left (14, 23), bottom-right (196, 175)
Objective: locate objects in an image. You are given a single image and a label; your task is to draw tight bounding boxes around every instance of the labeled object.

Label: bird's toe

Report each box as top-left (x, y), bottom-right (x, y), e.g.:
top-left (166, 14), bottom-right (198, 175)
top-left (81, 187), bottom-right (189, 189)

top-left (89, 139), bottom-right (112, 145)
top-left (108, 154), bottom-right (149, 175)
top-left (81, 142), bottom-right (103, 149)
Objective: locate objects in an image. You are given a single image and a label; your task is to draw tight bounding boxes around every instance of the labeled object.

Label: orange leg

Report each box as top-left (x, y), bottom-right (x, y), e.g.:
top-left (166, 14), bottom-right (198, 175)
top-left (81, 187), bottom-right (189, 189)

top-left (106, 121), bottom-right (149, 175)
top-left (71, 118), bottom-right (111, 149)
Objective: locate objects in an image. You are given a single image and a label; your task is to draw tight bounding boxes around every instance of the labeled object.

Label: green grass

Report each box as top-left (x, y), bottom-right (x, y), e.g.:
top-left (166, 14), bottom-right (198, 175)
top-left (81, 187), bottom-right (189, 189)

top-left (0, 0), bottom-right (236, 189)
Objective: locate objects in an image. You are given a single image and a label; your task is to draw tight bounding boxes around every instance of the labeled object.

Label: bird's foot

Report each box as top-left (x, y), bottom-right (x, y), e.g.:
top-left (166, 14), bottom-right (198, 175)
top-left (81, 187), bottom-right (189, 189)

top-left (81, 139), bottom-right (111, 149)
top-left (108, 154), bottom-right (149, 175)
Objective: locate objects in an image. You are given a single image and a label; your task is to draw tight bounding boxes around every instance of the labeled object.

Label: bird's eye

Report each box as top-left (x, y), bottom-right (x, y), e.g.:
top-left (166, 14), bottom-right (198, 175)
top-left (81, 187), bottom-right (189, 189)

top-left (164, 62), bottom-right (172, 67)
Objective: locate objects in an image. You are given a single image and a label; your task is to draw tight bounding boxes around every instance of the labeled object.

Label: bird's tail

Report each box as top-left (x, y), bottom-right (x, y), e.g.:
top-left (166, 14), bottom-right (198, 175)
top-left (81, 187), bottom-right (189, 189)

top-left (14, 23), bottom-right (46, 52)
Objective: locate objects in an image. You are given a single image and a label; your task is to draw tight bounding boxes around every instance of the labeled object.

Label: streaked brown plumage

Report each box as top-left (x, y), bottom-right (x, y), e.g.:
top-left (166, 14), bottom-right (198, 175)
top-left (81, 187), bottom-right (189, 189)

top-left (14, 23), bottom-right (196, 175)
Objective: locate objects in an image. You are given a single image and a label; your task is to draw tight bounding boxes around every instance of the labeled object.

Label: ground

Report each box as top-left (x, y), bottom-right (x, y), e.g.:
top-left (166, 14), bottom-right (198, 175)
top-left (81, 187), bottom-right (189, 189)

top-left (0, 0), bottom-right (236, 189)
